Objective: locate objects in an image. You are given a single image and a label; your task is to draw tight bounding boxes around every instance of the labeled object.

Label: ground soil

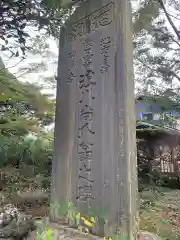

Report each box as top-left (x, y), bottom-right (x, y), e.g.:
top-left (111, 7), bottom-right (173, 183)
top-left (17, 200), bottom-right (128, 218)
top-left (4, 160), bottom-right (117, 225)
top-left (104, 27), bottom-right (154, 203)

top-left (1, 166), bottom-right (180, 239)
top-left (140, 187), bottom-right (180, 240)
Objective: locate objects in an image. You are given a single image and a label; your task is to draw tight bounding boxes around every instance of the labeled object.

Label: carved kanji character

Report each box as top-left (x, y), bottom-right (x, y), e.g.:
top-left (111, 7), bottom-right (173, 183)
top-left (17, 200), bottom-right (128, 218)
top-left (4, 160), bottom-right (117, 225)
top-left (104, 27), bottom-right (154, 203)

top-left (78, 141), bottom-right (93, 161)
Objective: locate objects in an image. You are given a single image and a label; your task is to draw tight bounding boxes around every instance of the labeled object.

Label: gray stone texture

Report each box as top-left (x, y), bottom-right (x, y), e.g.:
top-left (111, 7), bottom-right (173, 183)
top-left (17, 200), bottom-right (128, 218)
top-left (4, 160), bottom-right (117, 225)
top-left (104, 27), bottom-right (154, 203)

top-left (51, 0), bottom-right (137, 239)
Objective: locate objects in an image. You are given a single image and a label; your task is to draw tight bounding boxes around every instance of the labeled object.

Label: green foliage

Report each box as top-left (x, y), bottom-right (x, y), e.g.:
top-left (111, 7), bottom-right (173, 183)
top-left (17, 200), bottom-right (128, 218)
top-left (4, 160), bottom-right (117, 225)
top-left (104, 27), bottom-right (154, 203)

top-left (0, 56), bottom-right (55, 136)
top-left (0, 133), bottom-right (53, 172)
top-left (23, 135), bottom-right (53, 170)
top-left (134, 0), bottom-right (180, 121)
top-left (133, 0), bottom-right (160, 34)
top-left (41, 0), bottom-right (74, 10)
top-left (0, 0), bottom-right (73, 55)
top-left (136, 95), bottom-right (180, 112)
top-left (0, 0), bottom-right (165, 55)
top-left (17, 34), bottom-right (58, 93)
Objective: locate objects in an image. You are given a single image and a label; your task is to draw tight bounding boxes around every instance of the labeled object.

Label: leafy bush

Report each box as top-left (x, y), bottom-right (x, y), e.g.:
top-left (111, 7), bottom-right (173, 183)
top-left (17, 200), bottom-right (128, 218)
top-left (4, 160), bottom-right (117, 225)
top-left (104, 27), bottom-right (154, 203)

top-left (0, 133), bottom-right (53, 174)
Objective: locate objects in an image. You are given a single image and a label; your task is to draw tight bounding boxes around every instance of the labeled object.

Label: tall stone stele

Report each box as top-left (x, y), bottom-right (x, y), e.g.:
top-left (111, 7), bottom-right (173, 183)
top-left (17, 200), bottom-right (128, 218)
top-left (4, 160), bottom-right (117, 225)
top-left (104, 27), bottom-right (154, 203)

top-left (51, 0), bottom-right (138, 239)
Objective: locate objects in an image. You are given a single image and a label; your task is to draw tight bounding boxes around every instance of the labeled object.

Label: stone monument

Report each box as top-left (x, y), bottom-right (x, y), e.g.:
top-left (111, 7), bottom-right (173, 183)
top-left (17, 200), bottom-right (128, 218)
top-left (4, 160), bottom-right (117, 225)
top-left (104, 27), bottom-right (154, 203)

top-left (51, 0), bottom-right (138, 239)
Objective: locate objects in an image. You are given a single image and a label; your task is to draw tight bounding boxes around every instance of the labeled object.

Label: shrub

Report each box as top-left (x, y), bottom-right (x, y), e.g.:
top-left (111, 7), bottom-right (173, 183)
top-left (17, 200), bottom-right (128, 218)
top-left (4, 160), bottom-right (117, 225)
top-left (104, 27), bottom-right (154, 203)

top-left (0, 133), bottom-right (53, 173)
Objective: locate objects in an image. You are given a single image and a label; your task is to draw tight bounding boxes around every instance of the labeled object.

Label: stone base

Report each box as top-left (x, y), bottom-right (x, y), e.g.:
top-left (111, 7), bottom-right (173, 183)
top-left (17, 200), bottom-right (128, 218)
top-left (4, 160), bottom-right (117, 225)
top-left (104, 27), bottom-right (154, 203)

top-left (27, 221), bottom-right (104, 240)
top-left (27, 218), bottom-right (162, 240)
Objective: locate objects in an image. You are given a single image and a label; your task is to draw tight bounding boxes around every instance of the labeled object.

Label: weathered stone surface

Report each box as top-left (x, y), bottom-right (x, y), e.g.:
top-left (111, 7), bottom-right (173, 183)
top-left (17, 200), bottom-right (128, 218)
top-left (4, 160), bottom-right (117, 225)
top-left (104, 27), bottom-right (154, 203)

top-left (51, 0), bottom-right (137, 239)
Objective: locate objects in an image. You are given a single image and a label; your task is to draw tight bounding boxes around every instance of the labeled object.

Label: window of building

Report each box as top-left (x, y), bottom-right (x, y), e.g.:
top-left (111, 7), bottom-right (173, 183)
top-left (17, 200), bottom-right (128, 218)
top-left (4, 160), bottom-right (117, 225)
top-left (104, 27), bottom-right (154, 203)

top-left (142, 112), bottom-right (153, 121)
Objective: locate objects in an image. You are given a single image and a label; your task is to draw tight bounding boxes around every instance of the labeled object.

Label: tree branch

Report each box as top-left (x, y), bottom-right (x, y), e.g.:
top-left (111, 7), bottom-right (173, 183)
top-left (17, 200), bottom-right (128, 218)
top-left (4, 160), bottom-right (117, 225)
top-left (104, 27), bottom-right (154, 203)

top-left (158, 0), bottom-right (180, 42)
top-left (170, 35), bottom-right (180, 49)
top-left (137, 56), bottom-right (180, 83)
top-left (136, 56), bottom-right (160, 78)
top-left (0, 58), bottom-right (25, 72)
top-left (171, 71), bottom-right (180, 82)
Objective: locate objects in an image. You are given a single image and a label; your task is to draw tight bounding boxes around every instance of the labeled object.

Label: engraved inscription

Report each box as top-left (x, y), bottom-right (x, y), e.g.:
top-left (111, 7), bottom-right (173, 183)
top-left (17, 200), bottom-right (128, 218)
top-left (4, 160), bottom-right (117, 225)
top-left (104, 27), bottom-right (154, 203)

top-left (79, 104), bottom-right (94, 131)
top-left (119, 109), bottom-right (125, 158)
top-left (68, 52), bottom-right (76, 68)
top-left (78, 141), bottom-right (93, 161)
top-left (67, 51), bottom-right (76, 84)
top-left (79, 175), bottom-right (94, 183)
top-left (79, 71), bottom-right (96, 103)
top-left (100, 37), bottom-right (111, 74)
top-left (67, 71), bottom-right (76, 84)
top-left (67, 20), bottom-right (89, 43)
top-left (79, 163), bottom-right (92, 172)
top-left (119, 120), bottom-right (124, 157)
top-left (76, 38), bottom-right (96, 205)
top-left (78, 185), bottom-right (93, 194)
top-left (82, 39), bottom-right (93, 68)
top-left (76, 189), bottom-right (94, 202)
top-left (77, 172), bottom-right (95, 202)
top-left (66, 2), bottom-right (114, 43)
top-left (78, 40), bottom-right (96, 103)
top-left (90, 2), bottom-right (114, 31)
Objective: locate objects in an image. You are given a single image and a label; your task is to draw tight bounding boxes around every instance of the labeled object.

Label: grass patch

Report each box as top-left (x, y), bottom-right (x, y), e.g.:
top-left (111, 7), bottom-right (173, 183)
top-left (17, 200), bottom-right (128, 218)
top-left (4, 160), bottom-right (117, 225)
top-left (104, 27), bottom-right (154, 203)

top-left (140, 187), bottom-right (180, 240)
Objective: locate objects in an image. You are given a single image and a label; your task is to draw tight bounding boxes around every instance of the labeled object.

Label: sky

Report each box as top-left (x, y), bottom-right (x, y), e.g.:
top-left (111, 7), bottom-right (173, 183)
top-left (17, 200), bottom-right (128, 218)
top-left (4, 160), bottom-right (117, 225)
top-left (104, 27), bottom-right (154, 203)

top-left (2, 30), bottom-right (58, 98)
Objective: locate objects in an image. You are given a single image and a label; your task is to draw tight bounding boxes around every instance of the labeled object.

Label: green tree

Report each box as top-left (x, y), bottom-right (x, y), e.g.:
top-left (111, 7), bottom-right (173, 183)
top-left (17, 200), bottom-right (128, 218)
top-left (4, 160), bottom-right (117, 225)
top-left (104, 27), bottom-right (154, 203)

top-left (0, 0), bottom-right (160, 56)
top-left (16, 34), bottom-right (58, 93)
top-left (0, 0), bottom-right (74, 55)
top-left (134, 0), bottom-right (180, 111)
top-left (0, 56), bottom-right (55, 137)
